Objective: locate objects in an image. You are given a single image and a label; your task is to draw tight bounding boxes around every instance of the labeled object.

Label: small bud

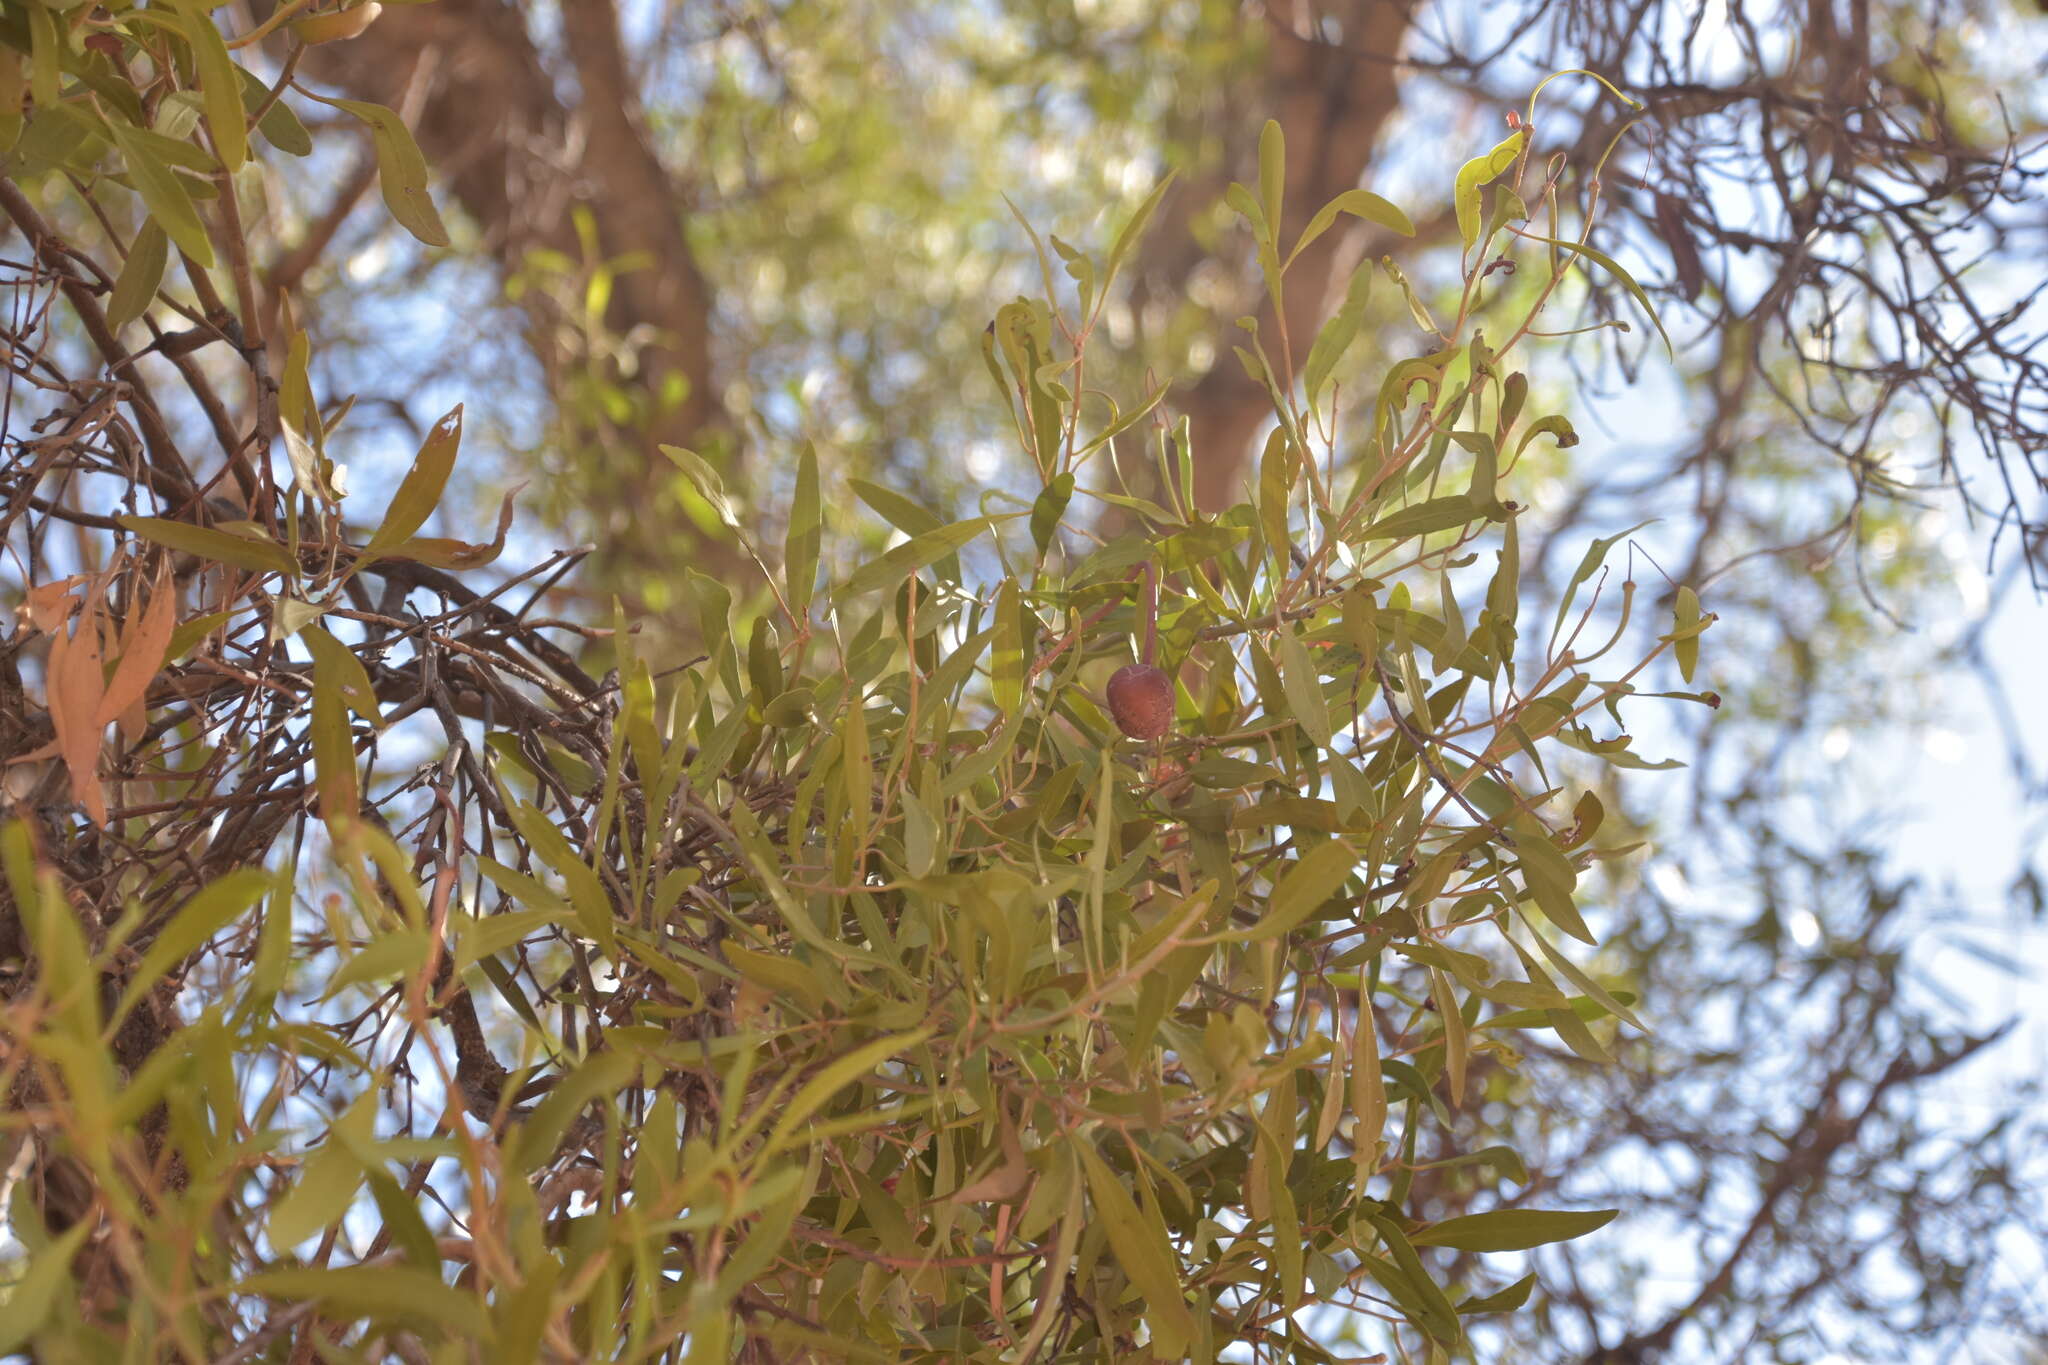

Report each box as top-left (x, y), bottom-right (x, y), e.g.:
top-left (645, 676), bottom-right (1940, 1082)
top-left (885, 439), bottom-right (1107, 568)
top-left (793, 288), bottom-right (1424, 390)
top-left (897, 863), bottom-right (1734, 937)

top-left (1702, 691), bottom-right (1722, 710)
top-left (1106, 663), bottom-right (1174, 741)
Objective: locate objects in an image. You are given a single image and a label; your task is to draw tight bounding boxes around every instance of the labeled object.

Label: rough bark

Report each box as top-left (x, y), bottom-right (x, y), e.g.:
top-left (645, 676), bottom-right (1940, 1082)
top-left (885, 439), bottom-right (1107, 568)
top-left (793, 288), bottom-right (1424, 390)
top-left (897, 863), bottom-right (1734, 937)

top-left (298, 0), bottom-right (719, 576)
top-left (1176, 0), bottom-right (1417, 512)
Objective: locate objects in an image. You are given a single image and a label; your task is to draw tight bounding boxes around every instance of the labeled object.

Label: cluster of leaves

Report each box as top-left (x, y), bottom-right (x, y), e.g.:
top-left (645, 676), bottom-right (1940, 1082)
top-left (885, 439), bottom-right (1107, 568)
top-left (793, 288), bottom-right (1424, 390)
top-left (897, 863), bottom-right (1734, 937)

top-left (0, 7), bottom-right (1719, 1362)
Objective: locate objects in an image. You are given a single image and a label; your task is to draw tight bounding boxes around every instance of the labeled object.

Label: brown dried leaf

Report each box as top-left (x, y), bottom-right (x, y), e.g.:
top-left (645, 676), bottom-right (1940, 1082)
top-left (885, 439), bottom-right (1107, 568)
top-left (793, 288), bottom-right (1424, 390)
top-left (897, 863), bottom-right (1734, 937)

top-left (97, 566), bottom-right (177, 729)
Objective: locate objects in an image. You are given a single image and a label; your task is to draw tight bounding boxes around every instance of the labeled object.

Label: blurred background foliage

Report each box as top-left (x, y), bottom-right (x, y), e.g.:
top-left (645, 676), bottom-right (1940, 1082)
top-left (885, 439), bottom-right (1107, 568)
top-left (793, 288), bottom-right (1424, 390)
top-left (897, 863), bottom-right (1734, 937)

top-left (4, 0), bottom-right (2048, 1360)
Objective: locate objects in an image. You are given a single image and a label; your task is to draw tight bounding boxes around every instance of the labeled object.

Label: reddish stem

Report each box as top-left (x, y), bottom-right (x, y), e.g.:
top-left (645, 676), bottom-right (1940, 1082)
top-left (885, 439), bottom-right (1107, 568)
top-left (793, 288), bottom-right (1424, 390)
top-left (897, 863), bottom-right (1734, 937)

top-left (1140, 560), bottom-right (1159, 668)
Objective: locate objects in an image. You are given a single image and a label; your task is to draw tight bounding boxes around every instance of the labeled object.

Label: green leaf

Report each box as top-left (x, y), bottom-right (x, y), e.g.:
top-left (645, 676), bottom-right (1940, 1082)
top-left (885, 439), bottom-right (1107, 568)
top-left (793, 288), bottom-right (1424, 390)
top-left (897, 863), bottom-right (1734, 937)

top-left (1550, 519), bottom-right (1654, 641)
top-left (511, 1050), bottom-right (642, 1175)
top-left (662, 444), bottom-right (741, 533)
top-left (990, 577), bottom-right (1024, 716)
top-left (786, 441), bottom-right (821, 616)
top-left (1030, 472), bottom-right (1074, 558)
top-left (237, 64), bottom-right (311, 156)
top-left (1258, 118), bottom-right (1286, 243)
top-left (310, 637), bottom-right (361, 831)
top-left (1454, 130), bottom-right (1527, 246)
top-left (267, 1096), bottom-right (374, 1249)
top-left (1520, 230), bottom-right (1674, 358)
top-left (1672, 585), bottom-right (1702, 682)
top-left (105, 218), bottom-right (168, 330)
top-left (1289, 188), bottom-right (1415, 268)
top-left (236, 1267), bottom-right (488, 1337)
top-left (111, 868), bottom-right (271, 1026)
top-left (24, 3), bottom-right (59, 110)
top-left (0, 1221), bottom-right (89, 1353)
top-left (167, 0), bottom-right (245, 171)
top-left (1514, 820), bottom-right (1592, 945)
top-left (301, 624), bottom-right (383, 726)
top-left (762, 1027), bottom-right (935, 1154)
top-left (1360, 495), bottom-right (1477, 542)
top-left (1411, 1207), bottom-right (1618, 1252)
top-left (1104, 170), bottom-right (1177, 288)
top-left (1457, 1272), bottom-right (1538, 1315)
top-left (119, 516), bottom-right (296, 575)
top-left (324, 928), bottom-right (433, 998)
top-left (1275, 623), bottom-right (1333, 748)
top-left (1303, 263), bottom-right (1373, 410)
top-left (1247, 837), bottom-right (1356, 940)
top-left (833, 516), bottom-right (1006, 603)
top-left (107, 120), bottom-right (214, 267)
top-left (1077, 1142), bottom-right (1196, 1356)
top-left (302, 93), bottom-right (450, 247)
top-left (362, 404), bottom-right (461, 562)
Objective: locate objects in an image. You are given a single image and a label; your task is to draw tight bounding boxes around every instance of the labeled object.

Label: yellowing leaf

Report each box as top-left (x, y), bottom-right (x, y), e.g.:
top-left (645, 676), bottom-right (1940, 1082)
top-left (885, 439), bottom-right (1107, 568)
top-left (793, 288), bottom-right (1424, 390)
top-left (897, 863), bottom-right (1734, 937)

top-left (106, 219), bottom-right (168, 330)
top-left (167, 0), bottom-right (246, 171)
top-left (1673, 584), bottom-right (1703, 682)
top-left (360, 404), bottom-right (462, 563)
top-left (304, 94), bottom-right (451, 247)
top-left (1076, 1142), bottom-right (1195, 1356)
top-left (1411, 1206), bottom-right (1618, 1252)
top-left (108, 121), bottom-right (214, 267)
top-left (120, 516), bottom-right (297, 575)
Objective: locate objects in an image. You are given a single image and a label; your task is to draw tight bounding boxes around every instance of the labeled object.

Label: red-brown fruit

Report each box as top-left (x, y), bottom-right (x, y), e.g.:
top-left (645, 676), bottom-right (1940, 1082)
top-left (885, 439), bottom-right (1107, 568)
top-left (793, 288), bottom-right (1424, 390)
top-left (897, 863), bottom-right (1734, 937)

top-left (1106, 663), bottom-right (1174, 741)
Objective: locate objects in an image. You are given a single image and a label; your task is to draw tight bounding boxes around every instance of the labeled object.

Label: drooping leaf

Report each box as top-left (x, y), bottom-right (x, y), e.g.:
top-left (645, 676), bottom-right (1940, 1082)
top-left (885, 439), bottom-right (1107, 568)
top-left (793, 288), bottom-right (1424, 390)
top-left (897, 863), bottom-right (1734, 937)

top-left (302, 93), bottom-right (451, 247)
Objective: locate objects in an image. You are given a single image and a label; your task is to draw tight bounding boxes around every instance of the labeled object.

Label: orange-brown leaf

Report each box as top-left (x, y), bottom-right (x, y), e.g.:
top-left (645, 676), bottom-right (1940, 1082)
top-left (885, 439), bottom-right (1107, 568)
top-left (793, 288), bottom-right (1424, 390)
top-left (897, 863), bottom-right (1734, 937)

top-left (50, 593), bottom-right (109, 825)
top-left (20, 575), bottom-right (87, 635)
top-left (97, 566), bottom-right (177, 728)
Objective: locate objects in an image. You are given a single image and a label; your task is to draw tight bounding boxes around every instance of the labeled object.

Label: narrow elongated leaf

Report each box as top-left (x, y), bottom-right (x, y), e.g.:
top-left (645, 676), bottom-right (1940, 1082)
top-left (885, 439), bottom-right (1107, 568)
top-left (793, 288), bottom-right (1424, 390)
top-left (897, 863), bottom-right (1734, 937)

top-left (1303, 263), bottom-right (1373, 409)
top-left (362, 405), bottom-right (462, 561)
top-left (1458, 1273), bottom-right (1538, 1315)
top-left (1514, 820), bottom-right (1592, 944)
top-left (1361, 494), bottom-right (1479, 543)
top-left (111, 868), bottom-right (270, 1025)
top-left (168, 0), bottom-right (245, 170)
top-left (1411, 1207), bottom-right (1618, 1252)
top-left (96, 565), bottom-right (176, 726)
top-left (763, 1027), bottom-right (935, 1153)
top-left (237, 63), bottom-right (311, 156)
top-left (1104, 170), bottom-right (1177, 286)
top-left (833, 516), bottom-right (1006, 603)
top-left (1550, 519), bottom-right (1654, 640)
top-left (310, 637), bottom-right (360, 833)
top-left (108, 121), bottom-right (214, 266)
top-left (304, 94), bottom-right (450, 247)
top-left (120, 516), bottom-right (297, 575)
top-left (1275, 623), bottom-right (1333, 747)
top-left (106, 219), bottom-right (168, 329)
top-left (1258, 119), bottom-right (1286, 241)
top-left (1290, 187), bottom-right (1415, 268)
top-left (1369, 1214), bottom-right (1464, 1344)
top-left (0, 1222), bottom-right (90, 1352)
top-left (236, 1267), bottom-right (488, 1337)
top-left (1520, 230), bottom-right (1674, 357)
top-left (1076, 1142), bottom-right (1196, 1355)
top-left (301, 624), bottom-right (383, 726)
top-left (786, 441), bottom-right (821, 615)
top-left (1030, 472), bottom-right (1073, 557)
top-left (1248, 838), bottom-right (1356, 940)
top-left (990, 577), bottom-right (1024, 715)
